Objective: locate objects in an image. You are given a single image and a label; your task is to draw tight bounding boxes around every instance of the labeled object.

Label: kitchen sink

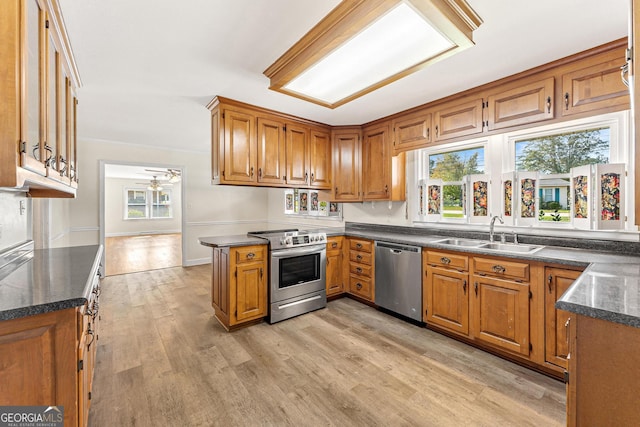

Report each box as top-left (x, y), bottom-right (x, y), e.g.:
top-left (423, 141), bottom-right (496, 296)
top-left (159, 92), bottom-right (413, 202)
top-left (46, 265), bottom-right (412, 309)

top-left (434, 238), bottom-right (486, 247)
top-left (478, 242), bottom-right (544, 254)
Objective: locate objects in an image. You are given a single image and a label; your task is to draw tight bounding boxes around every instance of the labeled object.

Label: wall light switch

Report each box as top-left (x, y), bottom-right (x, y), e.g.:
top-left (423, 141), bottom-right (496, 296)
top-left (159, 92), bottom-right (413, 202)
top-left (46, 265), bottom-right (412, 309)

top-left (19, 200), bottom-right (26, 215)
top-left (0, 225), bottom-right (3, 239)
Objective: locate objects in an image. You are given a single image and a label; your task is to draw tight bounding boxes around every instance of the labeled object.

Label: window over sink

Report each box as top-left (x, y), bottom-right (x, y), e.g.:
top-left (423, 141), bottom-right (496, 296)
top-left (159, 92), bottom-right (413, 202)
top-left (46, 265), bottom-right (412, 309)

top-left (415, 111), bottom-right (633, 232)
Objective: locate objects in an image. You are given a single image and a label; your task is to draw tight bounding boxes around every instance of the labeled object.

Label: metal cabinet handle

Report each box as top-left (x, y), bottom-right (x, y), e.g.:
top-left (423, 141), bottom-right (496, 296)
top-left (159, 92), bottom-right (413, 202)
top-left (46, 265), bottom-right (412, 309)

top-left (331, 242), bottom-right (338, 249)
top-left (546, 96), bottom-right (552, 114)
top-left (260, 268), bottom-right (263, 277)
top-left (384, 184), bottom-right (388, 194)
top-left (86, 327), bottom-right (95, 347)
top-left (548, 274), bottom-right (553, 293)
top-left (258, 168), bottom-right (262, 178)
top-left (356, 243), bottom-right (362, 249)
top-left (565, 318), bottom-right (571, 345)
top-left (305, 172), bottom-right (308, 183)
top-left (246, 252), bottom-right (255, 259)
top-left (356, 283), bottom-right (362, 290)
top-left (356, 255), bottom-right (362, 261)
top-left (435, 125), bottom-right (439, 137)
top-left (440, 257), bottom-right (451, 265)
top-left (311, 172), bottom-right (315, 182)
top-left (426, 128), bottom-right (430, 140)
top-left (463, 280), bottom-right (467, 294)
top-left (474, 281), bottom-right (478, 296)
top-left (356, 267), bottom-right (362, 274)
top-left (250, 167), bottom-right (254, 177)
top-left (492, 265), bottom-right (506, 274)
top-left (564, 92), bottom-right (569, 110)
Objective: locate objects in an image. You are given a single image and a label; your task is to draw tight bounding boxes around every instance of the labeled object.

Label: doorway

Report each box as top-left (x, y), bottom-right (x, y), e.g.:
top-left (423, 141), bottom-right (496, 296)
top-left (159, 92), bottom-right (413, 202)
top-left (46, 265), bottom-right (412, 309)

top-left (100, 162), bottom-right (186, 276)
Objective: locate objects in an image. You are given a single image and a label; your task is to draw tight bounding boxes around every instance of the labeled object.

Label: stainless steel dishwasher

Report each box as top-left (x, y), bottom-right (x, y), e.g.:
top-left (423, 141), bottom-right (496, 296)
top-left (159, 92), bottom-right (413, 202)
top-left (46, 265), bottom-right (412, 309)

top-left (374, 241), bottom-right (422, 322)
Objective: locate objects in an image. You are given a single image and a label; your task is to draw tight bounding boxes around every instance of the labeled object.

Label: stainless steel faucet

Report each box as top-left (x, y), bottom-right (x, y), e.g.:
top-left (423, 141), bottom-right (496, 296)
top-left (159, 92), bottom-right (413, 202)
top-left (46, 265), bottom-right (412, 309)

top-left (489, 215), bottom-right (504, 242)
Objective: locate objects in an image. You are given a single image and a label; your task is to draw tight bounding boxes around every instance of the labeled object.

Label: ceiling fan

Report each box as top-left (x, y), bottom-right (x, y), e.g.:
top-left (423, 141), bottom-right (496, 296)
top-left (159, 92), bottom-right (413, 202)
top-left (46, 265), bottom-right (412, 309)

top-left (145, 168), bottom-right (181, 183)
top-left (135, 175), bottom-right (172, 191)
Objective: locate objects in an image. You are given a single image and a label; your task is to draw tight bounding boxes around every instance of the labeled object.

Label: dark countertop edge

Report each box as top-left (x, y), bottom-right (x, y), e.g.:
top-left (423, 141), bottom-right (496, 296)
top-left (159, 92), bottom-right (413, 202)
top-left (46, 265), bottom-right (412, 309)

top-left (198, 236), bottom-right (269, 248)
top-left (555, 301), bottom-right (640, 329)
top-left (0, 298), bottom-right (87, 322)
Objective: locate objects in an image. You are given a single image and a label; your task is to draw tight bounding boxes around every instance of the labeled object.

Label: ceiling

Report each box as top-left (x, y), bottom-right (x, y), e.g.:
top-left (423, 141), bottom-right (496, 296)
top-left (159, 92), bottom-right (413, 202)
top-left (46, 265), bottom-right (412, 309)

top-left (104, 164), bottom-right (179, 181)
top-left (58, 0), bottom-right (629, 154)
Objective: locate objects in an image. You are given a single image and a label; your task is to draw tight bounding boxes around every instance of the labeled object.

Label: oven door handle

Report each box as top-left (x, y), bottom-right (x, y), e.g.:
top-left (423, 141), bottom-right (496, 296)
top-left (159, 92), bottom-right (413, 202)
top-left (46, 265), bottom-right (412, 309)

top-left (270, 245), bottom-right (325, 258)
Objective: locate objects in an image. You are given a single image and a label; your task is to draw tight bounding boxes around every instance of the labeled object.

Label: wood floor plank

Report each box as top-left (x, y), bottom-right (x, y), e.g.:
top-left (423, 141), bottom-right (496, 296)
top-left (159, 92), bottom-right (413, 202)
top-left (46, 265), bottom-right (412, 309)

top-left (89, 265), bottom-right (566, 426)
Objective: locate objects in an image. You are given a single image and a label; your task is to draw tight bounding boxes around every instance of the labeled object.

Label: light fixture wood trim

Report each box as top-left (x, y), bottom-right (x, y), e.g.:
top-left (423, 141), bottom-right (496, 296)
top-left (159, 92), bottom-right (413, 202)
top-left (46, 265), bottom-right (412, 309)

top-left (263, 0), bottom-right (482, 109)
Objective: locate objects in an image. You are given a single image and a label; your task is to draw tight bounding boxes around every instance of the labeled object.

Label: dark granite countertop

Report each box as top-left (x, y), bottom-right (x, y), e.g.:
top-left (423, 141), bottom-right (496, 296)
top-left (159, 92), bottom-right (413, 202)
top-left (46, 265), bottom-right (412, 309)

top-left (198, 235), bottom-right (269, 248)
top-left (0, 244), bottom-right (103, 321)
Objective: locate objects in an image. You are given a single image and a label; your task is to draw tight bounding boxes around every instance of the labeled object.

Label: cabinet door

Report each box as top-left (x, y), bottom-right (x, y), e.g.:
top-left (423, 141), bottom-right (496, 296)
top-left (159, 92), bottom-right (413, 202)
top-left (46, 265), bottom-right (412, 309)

top-left (309, 128), bottom-right (331, 189)
top-left (326, 250), bottom-right (344, 296)
top-left (332, 129), bottom-right (362, 201)
top-left (223, 109), bottom-right (256, 183)
top-left (235, 260), bottom-right (267, 322)
top-left (425, 267), bottom-right (469, 336)
top-left (545, 267), bottom-right (582, 369)
top-left (392, 110), bottom-right (431, 153)
top-left (433, 98), bottom-right (484, 141)
top-left (487, 77), bottom-right (554, 130)
top-left (19, 0), bottom-right (46, 175)
top-left (211, 247), bottom-right (229, 317)
top-left (285, 122), bottom-right (309, 186)
top-left (45, 18), bottom-right (58, 175)
top-left (561, 55), bottom-right (629, 117)
top-left (472, 275), bottom-right (530, 356)
top-left (362, 123), bottom-right (391, 200)
top-left (257, 116), bottom-right (286, 185)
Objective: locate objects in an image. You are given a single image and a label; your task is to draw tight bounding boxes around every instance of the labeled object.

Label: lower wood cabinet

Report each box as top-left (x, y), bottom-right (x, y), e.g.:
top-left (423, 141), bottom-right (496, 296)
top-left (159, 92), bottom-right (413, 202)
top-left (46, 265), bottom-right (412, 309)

top-left (544, 266), bottom-right (583, 369)
top-left (326, 236), bottom-right (346, 297)
top-left (0, 308), bottom-right (89, 427)
top-left (211, 244), bottom-right (268, 330)
top-left (423, 250), bottom-right (470, 336)
top-left (347, 238), bottom-right (374, 302)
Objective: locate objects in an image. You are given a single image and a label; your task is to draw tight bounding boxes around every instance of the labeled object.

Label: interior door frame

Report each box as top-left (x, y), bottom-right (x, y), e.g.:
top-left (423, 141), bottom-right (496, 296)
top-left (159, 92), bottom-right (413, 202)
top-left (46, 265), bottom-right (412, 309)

top-left (99, 160), bottom-right (187, 274)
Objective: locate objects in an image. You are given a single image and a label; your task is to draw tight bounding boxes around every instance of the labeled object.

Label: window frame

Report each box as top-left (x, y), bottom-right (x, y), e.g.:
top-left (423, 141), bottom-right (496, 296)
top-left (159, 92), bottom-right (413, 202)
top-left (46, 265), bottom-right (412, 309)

top-left (124, 187), bottom-right (173, 220)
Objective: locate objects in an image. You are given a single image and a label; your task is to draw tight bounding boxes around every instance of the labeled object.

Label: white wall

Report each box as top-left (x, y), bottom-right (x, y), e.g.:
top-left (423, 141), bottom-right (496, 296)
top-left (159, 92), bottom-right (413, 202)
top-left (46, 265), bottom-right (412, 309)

top-left (0, 190), bottom-right (31, 251)
top-left (55, 139), bottom-right (269, 265)
top-left (104, 177), bottom-right (182, 236)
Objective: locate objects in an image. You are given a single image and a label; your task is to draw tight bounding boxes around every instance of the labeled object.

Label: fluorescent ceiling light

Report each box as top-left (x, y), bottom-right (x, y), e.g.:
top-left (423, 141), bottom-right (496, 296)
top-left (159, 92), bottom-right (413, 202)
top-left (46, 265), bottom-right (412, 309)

top-left (264, 0), bottom-right (482, 109)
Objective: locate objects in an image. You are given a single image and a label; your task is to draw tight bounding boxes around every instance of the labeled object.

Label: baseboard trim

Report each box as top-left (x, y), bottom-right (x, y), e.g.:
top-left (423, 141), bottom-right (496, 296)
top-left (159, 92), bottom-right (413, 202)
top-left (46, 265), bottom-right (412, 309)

top-left (105, 230), bottom-right (181, 237)
top-left (184, 258), bottom-right (211, 267)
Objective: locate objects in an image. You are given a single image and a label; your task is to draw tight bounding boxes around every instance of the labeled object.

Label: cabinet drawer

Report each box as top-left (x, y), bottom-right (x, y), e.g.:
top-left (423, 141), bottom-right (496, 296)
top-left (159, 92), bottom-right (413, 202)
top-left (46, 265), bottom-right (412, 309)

top-left (349, 239), bottom-right (372, 253)
top-left (349, 250), bottom-right (372, 266)
top-left (234, 246), bottom-right (266, 264)
top-left (326, 237), bottom-right (343, 250)
top-left (349, 275), bottom-right (373, 300)
top-left (349, 262), bottom-right (372, 277)
top-left (473, 257), bottom-right (529, 282)
top-left (426, 251), bottom-right (469, 271)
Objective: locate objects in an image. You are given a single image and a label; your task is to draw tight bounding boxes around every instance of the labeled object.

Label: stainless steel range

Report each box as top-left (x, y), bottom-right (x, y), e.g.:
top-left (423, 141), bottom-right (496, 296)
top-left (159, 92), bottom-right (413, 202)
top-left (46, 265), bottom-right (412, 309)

top-left (248, 229), bottom-right (327, 323)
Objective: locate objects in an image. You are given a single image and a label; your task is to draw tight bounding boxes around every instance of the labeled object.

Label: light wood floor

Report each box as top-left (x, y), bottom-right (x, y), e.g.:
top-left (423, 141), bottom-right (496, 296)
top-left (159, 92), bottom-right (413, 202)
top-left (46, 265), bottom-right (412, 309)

top-left (89, 265), bottom-right (566, 426)
top-left (105, 233), bottom-right (182, 276)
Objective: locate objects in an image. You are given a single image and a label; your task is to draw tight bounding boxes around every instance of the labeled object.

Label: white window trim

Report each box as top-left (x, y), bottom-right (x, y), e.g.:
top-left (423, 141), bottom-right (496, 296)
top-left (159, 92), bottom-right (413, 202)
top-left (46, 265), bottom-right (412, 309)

top-left (124, 187), bottom-right (173, 220)
top-left (412, 110), bottom-right (637, 237)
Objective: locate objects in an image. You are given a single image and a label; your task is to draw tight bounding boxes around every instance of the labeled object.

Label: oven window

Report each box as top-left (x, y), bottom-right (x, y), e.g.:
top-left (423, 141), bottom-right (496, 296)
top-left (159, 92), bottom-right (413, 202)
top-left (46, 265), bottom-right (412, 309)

top-left (279, 253), bottom-right (320, 288)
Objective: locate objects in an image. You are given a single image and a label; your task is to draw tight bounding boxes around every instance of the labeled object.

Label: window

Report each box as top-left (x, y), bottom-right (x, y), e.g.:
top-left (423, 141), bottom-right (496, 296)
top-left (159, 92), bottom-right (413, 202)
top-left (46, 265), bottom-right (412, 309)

top-left (414, 111), bottom-right (631, 231)
top-left (424, 145), bottom-right (485, 219)
top-left (125, 188), bottom-right (172, 220)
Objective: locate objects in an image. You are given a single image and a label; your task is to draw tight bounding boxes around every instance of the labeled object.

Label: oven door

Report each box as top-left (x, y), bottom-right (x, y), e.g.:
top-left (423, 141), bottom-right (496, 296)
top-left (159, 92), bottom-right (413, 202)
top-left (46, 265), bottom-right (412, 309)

top-left (270, 244), bottom-right (326, 303)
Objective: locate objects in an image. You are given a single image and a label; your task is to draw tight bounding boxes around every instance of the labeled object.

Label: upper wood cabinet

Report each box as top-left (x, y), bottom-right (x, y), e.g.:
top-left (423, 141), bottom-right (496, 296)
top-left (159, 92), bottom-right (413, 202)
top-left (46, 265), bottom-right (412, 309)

top-left (1, 0), bottom-right (80, 197)
top-left (561, 50), bottom-right (629, 117)
top-left (308, 128), bottom-right (331, 189)
top-left (362, 122), bottom-right (405, 201)
top-left (433, 98), bottom-right (484, 142)
top-left (256, 116), bottom-right (286, 185)
top-left (285, 122), bottom-right (309, 186)
top-left (392, 109), bottom-right (432, 153)
top-left (222, 108), bottom-right (256, 184)
top-left (487, 77), bottom-right (555, 130)
top-left (331, 127), bottom-right (362, 202)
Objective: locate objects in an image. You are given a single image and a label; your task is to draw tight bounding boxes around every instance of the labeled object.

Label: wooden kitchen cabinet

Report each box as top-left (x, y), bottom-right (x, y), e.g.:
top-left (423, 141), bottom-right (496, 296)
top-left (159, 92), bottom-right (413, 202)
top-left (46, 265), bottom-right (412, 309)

top-left (1, 0), bottom-right (80, 197)
top-left (561, 48), bottom-right (629, 117)
top-left (221, 108), bottom-right (257, 184)
top-left (471, 256), bottom-right (531, 357)
top-left (347, 238), bottom-right (374, 302)
top-left (423, 250), bottom-right (470, 336)
top-left (433, 98), bottom-right (484, 142)
top-left (392, 109), bottom-right (432, 154)
top-left (308, 127), bottom-right (332, 189)
top-left (331, 127), bottom-right (362, 202)
top-left (486, 77), bottom-right (555, 130)
top-left (256, 116), bottom-right (286, 185)
top-left (362, 122), bottom-right (406, 201)
top-left (326, 236), bottom-right (345, 297)
top-left (544, 266), bottom-right (583, 369)
top-left (286, 123), bottom-right (331, 189)
top-left (211, 244), bottom-right (268, 330)
top-left (566, 314), bottom-right (640, 426)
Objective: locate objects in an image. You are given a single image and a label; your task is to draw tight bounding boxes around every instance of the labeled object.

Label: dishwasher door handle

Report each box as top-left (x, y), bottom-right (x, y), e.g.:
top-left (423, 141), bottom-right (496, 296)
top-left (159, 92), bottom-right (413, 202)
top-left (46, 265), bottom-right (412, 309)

top-left (390, 249), bottom-right (402, 254)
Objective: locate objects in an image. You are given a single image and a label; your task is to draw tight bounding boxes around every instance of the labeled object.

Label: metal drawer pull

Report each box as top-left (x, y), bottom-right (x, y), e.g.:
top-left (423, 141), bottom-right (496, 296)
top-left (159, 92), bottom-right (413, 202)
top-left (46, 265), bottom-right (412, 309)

top-left (246, 252), bottom-right (255, 259)
top-left (440, 257), bottom-right (451, 264)
top-left (356, 283), bottom-right (363, 290)
top-left (356, 243), bottom-right (362, 249)
top-left (356, 267), bottom-right (362, 274)
top-left (331, 242), bottom-right (338, 248)
top-left (356, 255), bottom-right (362, 260)
top-left (462, 280), bottom-right (467, 294)
top-left (492, 265), bottom-right (506, 273)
